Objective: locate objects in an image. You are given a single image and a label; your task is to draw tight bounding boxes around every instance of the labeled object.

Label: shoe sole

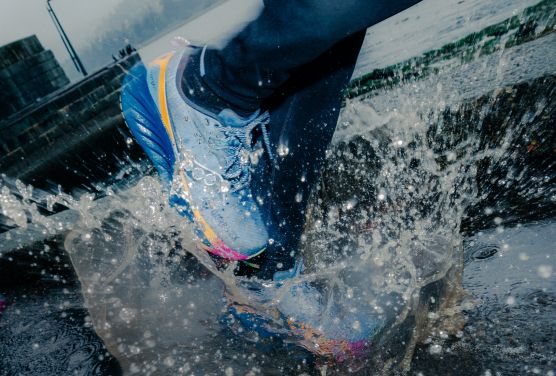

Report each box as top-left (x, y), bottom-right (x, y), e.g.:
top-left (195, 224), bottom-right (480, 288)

top-left (226, 294), bottom-right (370, 360)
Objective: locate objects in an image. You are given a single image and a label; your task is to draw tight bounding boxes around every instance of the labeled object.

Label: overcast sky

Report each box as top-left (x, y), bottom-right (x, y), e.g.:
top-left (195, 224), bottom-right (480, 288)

top-left (0, 0), bottom-right (125, 62)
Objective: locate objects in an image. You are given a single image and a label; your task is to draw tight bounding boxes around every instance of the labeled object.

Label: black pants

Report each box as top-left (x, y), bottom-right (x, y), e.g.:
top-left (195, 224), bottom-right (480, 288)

top-left (244, 32), bottom-right (365, 279)
top-left (203, 0), bottom-right (421, 113)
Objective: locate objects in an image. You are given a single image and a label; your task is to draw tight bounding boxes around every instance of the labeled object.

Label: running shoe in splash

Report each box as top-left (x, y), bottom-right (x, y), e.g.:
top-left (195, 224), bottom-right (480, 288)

top-left (120, 47), bottom-right (270, 260)
top-left (225, 261), bottom-right (383, 361)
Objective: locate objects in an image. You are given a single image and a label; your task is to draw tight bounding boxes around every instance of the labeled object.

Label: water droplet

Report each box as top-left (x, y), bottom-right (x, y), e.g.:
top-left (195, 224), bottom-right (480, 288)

top-left (506, 296), bottom-right (516, 305)
top-left (220, 181), bottom-right (230, 193)
top-left (240, 149), bottom-right (250, 164)
top-left (163, 356), bottom-right (176, 367)
top-left (295, 192), bottom-right (303, 203)
top-left (537, 265), bottom-right (552, 279)
top-left (179, 364), bottom-right (191, 373)
top-left (277, 144), bottom-right (289, 157)
top-left (429, 344), bottom-right (442, 354)
top-left (119, 307), bottom-right (137, 323)
top-left (344, 198), bottom-right (358, 210)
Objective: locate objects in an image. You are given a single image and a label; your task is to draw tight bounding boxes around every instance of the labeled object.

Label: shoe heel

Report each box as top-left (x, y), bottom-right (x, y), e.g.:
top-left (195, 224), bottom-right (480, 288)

top-left (120, 63), bottom-right (175, 184)
top-left (121, 63), bottom-right (198, 223)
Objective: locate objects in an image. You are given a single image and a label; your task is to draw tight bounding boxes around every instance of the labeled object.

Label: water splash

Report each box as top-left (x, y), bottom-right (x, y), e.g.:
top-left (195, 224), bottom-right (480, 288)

top-left (1, 4), bottom-right (555, 373)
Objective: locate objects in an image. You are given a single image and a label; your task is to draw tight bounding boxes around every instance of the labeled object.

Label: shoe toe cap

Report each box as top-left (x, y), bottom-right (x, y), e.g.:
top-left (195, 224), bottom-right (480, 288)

top-left (225, 220), bottom-right (269, 258)
top-left (204, 209), bottom-right (269, 259)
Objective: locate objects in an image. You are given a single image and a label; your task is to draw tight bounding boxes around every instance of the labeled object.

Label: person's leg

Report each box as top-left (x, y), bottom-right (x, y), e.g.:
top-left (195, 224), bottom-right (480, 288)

top-left (228, 35), bottom-right (388, 359)
top-left (200, 0), bottom-right (421, 114)
top-left (235, 31), bottom-right (366, 279)
top-left (122, 0), bottom-right (422, 264)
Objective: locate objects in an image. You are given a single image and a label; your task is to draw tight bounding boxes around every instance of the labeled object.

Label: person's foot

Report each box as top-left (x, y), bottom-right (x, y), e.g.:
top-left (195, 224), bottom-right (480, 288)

top-left (121, 47), bottom-right (270, 260)
top-left (226, 261), bottom-right (383, 360)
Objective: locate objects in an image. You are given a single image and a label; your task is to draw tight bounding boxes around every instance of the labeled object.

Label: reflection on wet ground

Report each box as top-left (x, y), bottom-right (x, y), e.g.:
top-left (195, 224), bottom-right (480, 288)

top-left (0, 240), bottom-right (121, 375)
top-left (412, 221), bottom-right (556, 375)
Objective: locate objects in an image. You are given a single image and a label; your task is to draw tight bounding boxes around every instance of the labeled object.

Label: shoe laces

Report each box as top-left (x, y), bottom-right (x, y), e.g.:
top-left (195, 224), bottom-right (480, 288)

top-left (214, 110), bottom-right (274, 192)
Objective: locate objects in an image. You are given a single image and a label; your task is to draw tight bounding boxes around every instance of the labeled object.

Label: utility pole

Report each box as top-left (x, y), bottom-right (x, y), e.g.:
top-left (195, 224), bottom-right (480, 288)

top-left (46, 0), bottom-right (88, 76)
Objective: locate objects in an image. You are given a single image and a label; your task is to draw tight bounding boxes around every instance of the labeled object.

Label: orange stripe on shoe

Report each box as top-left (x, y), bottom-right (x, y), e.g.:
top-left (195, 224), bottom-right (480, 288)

top-left (150, 52), bottom-right (176, 145)
top-left (178, 170), bottom-right (258, 261)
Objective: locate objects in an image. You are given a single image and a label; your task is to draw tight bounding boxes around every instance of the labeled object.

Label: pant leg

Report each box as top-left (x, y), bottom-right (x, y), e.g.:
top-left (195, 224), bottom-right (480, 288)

top-left (236, 31), bottom-right (365, 279)
top-left (203, 0), bottom-right (421, 113)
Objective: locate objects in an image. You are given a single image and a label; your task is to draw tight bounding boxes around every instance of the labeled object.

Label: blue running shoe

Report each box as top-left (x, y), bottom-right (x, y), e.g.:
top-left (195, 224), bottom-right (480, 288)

top-left (120, 48), bottom-right (270, 260)
top-left (226, 260), bottom-right (383, 361)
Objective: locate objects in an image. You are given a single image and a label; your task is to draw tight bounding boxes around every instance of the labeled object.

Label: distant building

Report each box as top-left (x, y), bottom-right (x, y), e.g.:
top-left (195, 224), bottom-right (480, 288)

top-left (0, 35), bottom-right (69, 119)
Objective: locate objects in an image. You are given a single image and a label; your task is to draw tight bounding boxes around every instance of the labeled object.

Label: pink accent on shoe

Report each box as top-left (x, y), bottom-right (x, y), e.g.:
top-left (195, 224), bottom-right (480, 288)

top-left (200, 242), bottom-right (249, 261)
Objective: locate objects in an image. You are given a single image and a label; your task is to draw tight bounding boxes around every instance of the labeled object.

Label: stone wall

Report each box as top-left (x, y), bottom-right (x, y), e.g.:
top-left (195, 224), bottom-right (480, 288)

top-left (0, 53), bottom-right (144, 190)
top-left (0, 36), bottom-right (69, 119)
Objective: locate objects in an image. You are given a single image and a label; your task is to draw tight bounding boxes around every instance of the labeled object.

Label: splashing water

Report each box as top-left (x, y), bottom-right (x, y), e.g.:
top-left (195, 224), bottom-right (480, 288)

top-left (1, 3), bottom-right (555, 374)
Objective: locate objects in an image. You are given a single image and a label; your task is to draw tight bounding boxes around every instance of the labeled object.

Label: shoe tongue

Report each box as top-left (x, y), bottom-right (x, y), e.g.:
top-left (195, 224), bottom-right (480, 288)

top-left (217, 108), bottom-right (259, 128)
